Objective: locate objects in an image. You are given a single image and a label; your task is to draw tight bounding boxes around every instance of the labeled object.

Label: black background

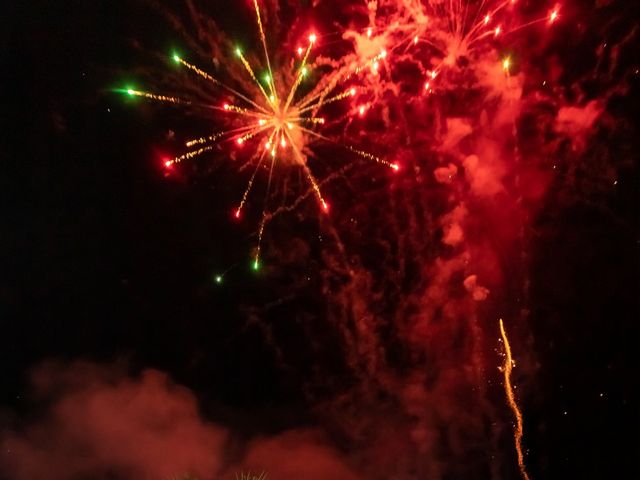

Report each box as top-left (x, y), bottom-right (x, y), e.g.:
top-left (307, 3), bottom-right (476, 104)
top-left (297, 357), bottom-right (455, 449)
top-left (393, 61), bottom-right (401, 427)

top-left (3, 0), bottom-right (639, 478)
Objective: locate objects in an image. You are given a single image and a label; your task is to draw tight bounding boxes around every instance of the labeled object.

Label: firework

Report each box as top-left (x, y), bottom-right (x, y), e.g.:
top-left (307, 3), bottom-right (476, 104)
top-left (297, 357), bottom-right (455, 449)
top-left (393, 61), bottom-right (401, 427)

top-left (499, 319), bottom-right (530, 480)
top-left (235, 472), bottom-right (267, 480)
top-left (338, 0), bottom-right (560, 97)
top-left (121, 0), bottom-right (398, 269)
top-left (113, 0), bottom-right (619, 476)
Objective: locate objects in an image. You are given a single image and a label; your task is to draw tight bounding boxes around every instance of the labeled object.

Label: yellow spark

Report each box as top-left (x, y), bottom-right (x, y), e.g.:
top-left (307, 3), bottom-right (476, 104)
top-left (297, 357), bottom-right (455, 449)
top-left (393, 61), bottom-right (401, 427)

top-left (253, 0), bottom-right (277, 102)
top-left (283, 40), bottom-right (314, 111)
top-left (499, 319), bottom-right (531, 480)
top-left (236, 50), bottom-right (272, 104)
top-left (235, 472), bottom-right (267, 480)
top-left (236, 133), bottom-right (274, 220)
top-left (503, 57), bottom-right (511, 72)
top-left (236, 124), bottom-right (269, 144)
top-left (347, 145), bottom-right (397, 168)
top-left (222, 103), bottom-right (253, 115)
top-left (126, 89), bottom-right (187, 105)
top-left (285, 128), bottom-right (329, 211)
top-left (254, 130), bottom-right (279, 267)
top-left (167, 145), bottom-right (215, 166)
top-left (296, 89), bottom-right (354, 114)
top-left (174, 57), bottom-right (268, 113)
top-left (186, 132), bottom-right (224, 147)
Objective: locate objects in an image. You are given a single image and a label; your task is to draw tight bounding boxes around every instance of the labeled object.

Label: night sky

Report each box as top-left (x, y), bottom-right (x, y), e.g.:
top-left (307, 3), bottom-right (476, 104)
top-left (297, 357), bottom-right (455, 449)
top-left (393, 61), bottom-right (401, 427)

top-left (3, 1), bottom-right (639, 479)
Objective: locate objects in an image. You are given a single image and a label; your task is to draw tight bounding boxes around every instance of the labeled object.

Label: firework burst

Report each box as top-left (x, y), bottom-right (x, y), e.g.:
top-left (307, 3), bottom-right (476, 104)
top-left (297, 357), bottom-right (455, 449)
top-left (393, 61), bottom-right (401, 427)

top-left (333, 0), bottom-right (561, 100)
top-left (120, 0), bottom-right (398, 269)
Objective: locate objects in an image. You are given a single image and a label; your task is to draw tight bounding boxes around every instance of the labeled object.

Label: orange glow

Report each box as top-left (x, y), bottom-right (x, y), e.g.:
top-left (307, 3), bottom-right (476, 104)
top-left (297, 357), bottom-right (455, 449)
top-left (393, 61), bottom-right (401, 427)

top-left (499, 319), bottom-right (531, 480)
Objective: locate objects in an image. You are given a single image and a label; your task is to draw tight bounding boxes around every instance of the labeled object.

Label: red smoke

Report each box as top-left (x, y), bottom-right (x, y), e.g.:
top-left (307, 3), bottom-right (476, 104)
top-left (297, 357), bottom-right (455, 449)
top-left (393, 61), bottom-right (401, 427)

top-left (2, 362), bottom-right (227, 480)
top-left (1, 361), bottom-right (360, 480)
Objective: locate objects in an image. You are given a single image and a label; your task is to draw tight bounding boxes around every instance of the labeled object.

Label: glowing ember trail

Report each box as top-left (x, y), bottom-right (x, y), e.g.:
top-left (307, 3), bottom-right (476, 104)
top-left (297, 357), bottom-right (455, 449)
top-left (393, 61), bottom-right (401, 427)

top-left (499, 319), bottom-right (531, 480)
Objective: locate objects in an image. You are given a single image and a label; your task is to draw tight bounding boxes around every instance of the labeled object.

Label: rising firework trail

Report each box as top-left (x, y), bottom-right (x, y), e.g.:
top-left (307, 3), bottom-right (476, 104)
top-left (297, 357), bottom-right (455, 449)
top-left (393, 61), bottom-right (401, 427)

top-left (500, 319), bottom-right (531, 480)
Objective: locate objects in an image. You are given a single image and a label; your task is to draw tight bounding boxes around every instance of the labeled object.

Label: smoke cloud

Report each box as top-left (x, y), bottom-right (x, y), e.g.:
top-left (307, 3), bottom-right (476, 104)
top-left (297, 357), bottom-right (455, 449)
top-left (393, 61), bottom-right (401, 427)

top-left (1, 361), bottom-right (360, 480)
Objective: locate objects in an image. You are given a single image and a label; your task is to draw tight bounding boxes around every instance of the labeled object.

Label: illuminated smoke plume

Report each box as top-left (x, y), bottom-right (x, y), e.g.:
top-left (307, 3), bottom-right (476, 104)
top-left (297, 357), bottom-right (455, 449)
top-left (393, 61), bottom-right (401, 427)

top-left (0, 361), bottom-right (361, 480)
top-left (293, 0), bottom-right (630, 478)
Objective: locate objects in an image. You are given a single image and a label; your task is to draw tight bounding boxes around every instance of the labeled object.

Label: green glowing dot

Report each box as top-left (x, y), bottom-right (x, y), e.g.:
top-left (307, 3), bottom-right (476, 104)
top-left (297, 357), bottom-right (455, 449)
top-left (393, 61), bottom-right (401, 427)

top-left (127, 89), bottom-right (134, 95)
top-left (215, 275), bottom-right (223, 284)
top-left (173, 54), bottom-right (180, 63)
top-left (253, 260), bottom-right (259, 271)
top-left (301, 67), bottom-right (308, 76)
top-left (264, 74), bottom-right (271, 83)
top-left (235, 47), bottom-right (242, 57)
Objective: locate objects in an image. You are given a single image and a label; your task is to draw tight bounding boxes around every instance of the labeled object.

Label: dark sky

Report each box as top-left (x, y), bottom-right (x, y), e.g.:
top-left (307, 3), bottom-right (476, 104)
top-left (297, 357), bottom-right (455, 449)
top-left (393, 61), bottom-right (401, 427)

top-left (3, 0), bottom-right (309, 428)
top-left (2, 1), bottom-right (639, 479)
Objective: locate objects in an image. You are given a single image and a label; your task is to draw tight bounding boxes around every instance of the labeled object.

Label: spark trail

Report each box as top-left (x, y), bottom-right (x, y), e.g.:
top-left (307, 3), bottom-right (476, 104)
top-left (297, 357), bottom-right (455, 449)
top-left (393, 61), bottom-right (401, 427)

top-left (500, 318), bottom-right (531, 480)
top-left (338, 0), bottom-right (560, 99)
